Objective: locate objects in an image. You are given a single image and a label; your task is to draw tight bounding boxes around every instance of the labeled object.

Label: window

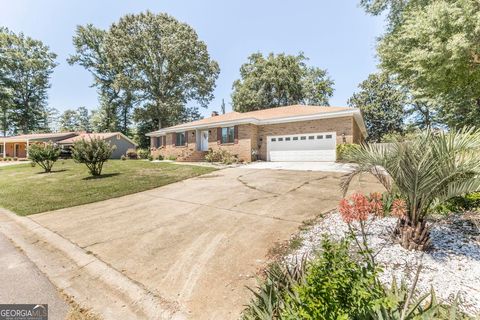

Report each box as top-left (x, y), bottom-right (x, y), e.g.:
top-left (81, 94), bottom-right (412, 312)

top-left (308, 136), bottom-right (314, 140)
top-left (221, 127), bottom-right (235, 143)
top-left (0, 144), bottom-right (3, 155)
top-left (285, 137), bottom-right (291, 141)
top-left (278, 137), bottom-right (283, 141)
top-left (300, 136), bottom-right (306, 140)
top-left (293, 137), bottom-right (298, 141)
top-left (326, 134), bottom-right (333, 139)
top-left (175, 132), bottom-right (186, 146)
top-left (155, 136), bottom-right (165, 148)
top-left (317, 135), bottom-right (323, 139)
top-left (271, 138), bottom-right (276, 142)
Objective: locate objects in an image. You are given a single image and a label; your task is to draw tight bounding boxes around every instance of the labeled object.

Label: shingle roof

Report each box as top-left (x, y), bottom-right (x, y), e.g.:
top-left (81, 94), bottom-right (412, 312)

top-left (168, 105), bottom-right (352, 130)
top-left (0, 132), bottom-right (78, 141)
top-left (57, 132), bottom-right (123, 144)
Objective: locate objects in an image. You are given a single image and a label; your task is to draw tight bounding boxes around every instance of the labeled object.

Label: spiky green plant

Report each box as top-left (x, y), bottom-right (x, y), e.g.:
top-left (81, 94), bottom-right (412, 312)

top-left (341, 127), bottom-right (480, 250)
top-left (241, 257), bottom-right (307, 320)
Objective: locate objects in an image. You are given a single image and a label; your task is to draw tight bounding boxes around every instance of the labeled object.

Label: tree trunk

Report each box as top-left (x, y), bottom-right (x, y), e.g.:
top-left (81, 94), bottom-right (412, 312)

top-left (394, 218), bottom-right (432, 251)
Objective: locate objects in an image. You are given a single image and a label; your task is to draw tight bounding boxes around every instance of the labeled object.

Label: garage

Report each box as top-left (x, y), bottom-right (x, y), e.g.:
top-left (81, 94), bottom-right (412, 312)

top-left (267, 132), bottom-right (336, 162)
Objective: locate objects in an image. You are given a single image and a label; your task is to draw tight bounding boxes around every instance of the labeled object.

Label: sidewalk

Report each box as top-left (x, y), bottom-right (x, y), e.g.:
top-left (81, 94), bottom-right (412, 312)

top-left (0, 232), bottom-right (68, 320)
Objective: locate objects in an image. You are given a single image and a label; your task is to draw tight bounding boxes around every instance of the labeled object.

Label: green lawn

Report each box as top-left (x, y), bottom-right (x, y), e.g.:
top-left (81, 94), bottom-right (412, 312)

top-left (0, 160), bottom-right (216, 216)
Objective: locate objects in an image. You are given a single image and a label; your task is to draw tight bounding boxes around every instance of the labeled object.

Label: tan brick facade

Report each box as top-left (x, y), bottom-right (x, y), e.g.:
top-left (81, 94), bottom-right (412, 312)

top-left (256, 116), bottom-right (363, 160)
top-left (151, 116), bottom-right (364, 162)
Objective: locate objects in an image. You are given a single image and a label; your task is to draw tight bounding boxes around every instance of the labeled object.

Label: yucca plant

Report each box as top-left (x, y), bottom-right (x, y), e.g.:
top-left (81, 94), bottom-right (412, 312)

top-left (241, 257), bottom-right (307, 320)
top-left (341, 127), bottom-right (480, 251)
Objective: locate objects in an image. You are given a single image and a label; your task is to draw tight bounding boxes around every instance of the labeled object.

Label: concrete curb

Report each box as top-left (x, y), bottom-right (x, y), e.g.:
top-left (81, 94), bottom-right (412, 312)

top-left (0, 208), bottom-right (187, 320)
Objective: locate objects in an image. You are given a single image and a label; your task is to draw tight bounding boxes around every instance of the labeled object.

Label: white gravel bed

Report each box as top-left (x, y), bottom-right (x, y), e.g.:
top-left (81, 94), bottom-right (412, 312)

top-left (287, 213), bottom-right (480, 316)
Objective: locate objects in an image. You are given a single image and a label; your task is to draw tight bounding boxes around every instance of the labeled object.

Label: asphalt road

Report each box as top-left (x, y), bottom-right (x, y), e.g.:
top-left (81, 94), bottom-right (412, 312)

top-left (0, 232), bottom-right (68, 320)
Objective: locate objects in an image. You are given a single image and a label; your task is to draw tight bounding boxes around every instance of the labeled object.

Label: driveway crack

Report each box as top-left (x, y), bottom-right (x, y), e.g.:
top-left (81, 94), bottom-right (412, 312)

top-left (143, 193), bottom-right (303, 224)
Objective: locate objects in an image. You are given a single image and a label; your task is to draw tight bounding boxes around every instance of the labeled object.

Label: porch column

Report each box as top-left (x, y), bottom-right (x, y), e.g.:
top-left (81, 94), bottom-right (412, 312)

top-left (195, 129), bottom-right (200, 151)
top-left (26, 139), bottom-right (29, 158)
top-left (2, 141), bottom-right (5, 158)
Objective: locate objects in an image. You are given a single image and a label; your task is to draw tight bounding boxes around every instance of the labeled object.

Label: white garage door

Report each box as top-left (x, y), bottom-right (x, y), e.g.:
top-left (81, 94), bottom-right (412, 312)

top-left (267, 132), bottom-right (336, 162)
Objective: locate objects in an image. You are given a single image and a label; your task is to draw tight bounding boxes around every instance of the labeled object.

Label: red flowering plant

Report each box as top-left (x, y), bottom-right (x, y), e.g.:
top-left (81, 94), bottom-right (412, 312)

top-left (338, 192), bottom-right (387, 265)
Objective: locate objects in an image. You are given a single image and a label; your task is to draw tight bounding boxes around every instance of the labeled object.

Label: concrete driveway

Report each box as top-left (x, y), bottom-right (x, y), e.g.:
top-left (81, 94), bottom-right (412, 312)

top-left (31, 167), bottom-right (382, 319)
top-left (243, 161), bottom-right (356, 172)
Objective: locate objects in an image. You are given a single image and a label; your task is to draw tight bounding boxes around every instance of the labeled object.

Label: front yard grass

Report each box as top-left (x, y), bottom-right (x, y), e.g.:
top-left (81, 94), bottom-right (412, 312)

top-left (0, 160), bottom-right (216, 215)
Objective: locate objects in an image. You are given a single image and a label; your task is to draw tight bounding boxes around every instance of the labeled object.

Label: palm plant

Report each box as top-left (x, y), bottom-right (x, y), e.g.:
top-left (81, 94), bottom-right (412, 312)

top-left (341, 127), bottom-right (480, 251)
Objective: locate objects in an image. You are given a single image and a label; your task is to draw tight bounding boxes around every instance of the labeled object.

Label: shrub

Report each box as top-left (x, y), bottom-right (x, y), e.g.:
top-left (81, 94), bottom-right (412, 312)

top-left (336, 143), bottom-right (359, 161)
top-left (381, 130), bottom-right (420, 143)
top-left (167, 155), bottom-right (177, 161)
top-left (243, 236), bottom-right (469, 320)
top-left (137, 148), bottom-right (149, 159)
top-left (12, 157), bottom-right (18, 161)
top-left (440, 192), bottom-right (480, 213)
top-left (205, 149), bottom-right (236, 164)
top-left (126, 149), bottom-right (138, 159)
top-left (120, 155), bottom-right (126, 161)
top-left (251, 149), bottom-right (259, 161)
top-left (282, 238), bottom-right (384, 320)
top-left (147, 154), bottom-right (153, 161)
top-left (28, 143), bottom-right (61, 173)
top-left (72, 138), bottom-right (115, 176)
top-left (157, 154), bottom-right (164, 160)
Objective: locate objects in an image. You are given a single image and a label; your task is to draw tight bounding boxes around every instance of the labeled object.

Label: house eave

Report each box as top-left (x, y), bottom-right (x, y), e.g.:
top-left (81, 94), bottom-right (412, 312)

top-left (147, 109), bottom-right (367, 137)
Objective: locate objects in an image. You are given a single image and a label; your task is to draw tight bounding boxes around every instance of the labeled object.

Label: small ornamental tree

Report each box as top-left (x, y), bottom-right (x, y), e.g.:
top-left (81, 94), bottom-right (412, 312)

top-left (28, 143), bottom-right (61, 173)
top-left (72, 138), bottom-right (115, 176)
top-left (341, 128), bottom-right (480, 251)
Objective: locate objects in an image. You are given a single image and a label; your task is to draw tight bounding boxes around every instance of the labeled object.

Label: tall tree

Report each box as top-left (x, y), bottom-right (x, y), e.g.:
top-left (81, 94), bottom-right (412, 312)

top-left (68, 25), bottom-right (134, 134)
top-left (105, 11), bottom-right (220, 130)
top-left (0, 28), bottom-right (57, 134)
top-left (359, 0), bottom-right (415, 29)
top-left (58, 106), bottom-right (92, 132)
top-left (0, 83), bottom-right (12, 136)
top-left (231, 52), bottom-right (334, 112)
top-left (76, 106), bottom-right (91, 132)
top-left (363, 0), bottom-right (480, 129)
top-left (58, 109), bottom-right (80, 132)
top-left (348, 73), bottom-right (405, 142)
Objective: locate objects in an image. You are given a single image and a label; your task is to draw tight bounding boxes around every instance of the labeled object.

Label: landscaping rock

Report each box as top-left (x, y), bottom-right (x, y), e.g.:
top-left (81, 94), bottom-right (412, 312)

top-left (287, 213), bottom-right (480, 316)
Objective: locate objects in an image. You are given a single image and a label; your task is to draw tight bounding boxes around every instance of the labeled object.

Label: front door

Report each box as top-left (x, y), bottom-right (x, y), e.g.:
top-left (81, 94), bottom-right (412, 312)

top-left (200, 131), bottom-right (209, 151)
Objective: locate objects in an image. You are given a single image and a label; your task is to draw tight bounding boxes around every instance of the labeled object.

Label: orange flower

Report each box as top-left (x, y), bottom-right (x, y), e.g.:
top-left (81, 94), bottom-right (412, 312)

top-left (339, 193), bottom-right (380, 223)
top-left (391, 199), bottom-right (407, 218)
top-left (369, 192), bottom-right (384, 217)
top-left (339, 198), bottom-right (354, 223)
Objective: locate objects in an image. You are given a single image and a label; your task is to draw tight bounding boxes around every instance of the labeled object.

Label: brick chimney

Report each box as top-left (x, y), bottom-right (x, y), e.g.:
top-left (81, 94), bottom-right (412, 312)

top-left (211, 111), bottom-right (219, 117)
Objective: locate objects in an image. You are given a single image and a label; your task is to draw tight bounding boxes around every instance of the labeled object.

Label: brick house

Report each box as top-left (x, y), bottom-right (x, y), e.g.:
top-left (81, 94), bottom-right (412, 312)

top-left (147, 105), bottom-right (367, 162)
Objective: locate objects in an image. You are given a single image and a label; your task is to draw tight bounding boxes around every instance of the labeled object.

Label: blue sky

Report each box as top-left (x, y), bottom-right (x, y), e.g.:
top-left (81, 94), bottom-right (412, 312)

top-left (0, 0), bottom-right (385, 117)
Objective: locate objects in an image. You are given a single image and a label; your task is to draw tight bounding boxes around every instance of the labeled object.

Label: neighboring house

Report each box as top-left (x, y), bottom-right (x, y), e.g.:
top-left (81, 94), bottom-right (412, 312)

top-left (0, 132), bottom-right (78, 158)
top-left (0, 132), bottom-right (137, 159)
top-left (57, 132), bottom-right (137, 159)
top-left (146, 105), bottom-right (367, 162)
